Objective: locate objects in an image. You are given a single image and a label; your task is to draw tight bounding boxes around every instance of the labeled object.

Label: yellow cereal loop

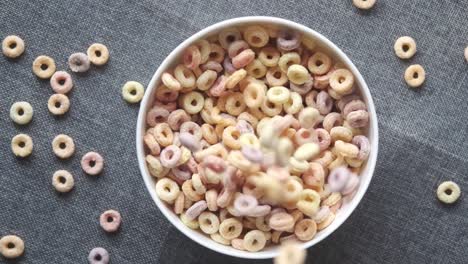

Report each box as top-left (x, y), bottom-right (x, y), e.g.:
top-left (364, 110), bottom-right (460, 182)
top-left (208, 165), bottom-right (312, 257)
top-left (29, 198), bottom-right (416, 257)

top-left (330, 126), bottom-right (353, 142)
top-left (155, 178), bottom-right (180, 203)
top-left (174, 64), bottom-right (196, 88)
top-left (308, 52), bottom-right (332, 75)
top-left (284, 92), bottom-right (303, 115)
top-left (287, 64), bottom-right (310, 85)
top-left (437, 181), bottom-right (461, 204)
top-left (394, 36), bottom-right (417, 59)
top-left (225, 92), bottom-right (246, 116)
top-left (243, 230), bottom-right (266, 252)
top-left (243, 25), bottom-right (269, 47)
top-left (267, 86), bottom-right (290, 104)
top-left (11, 134), bottom-right (33, 157)
top-left (293, 143), bottom-right (320, 161)
top-left (289, 157), bottom-right (310, 173)
top-left (222, 126), bottom-right (241, 150)
top-left (180, 213), bottom-right (200, 229)
top-left (243, 82), bottom-right (265, 108)
top-left (330, 69), bottom-right (354, 95)
top-left (404, 64), bottom-right (425, 88)
top-left (122, 81), bottom-right (145, 103)
top-left (226, 69), bottom-right (247, 89)
top-left (296, 189), bottom-right (321, 217)
top-left (258, 47), bottom-right (280, 67)
top-left (181, 91), bottom-right (204, 114)
top-left (239, 133), bottom-right (260, 148)
top-left (198, 212), bottom-right (220, 234)
top-left (245, 59), bottom-right (267, 78)
top-left (219, 218), bottom-right (243, 240)
top-left (278, 52), bottom-right (301, 73)
top-left (334, 140), bottom-right (359, 158)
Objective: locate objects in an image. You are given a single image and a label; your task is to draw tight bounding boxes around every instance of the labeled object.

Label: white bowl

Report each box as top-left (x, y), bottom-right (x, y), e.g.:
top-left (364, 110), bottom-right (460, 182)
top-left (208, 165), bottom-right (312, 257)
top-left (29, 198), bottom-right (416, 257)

top-left (136, 16), bottom-right (379, 259)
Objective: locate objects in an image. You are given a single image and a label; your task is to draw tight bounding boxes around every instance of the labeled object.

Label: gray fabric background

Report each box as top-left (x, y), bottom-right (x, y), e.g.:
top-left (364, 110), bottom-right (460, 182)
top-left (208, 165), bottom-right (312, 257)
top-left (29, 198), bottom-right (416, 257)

top-left (1, 0), bottom-right (467, 263)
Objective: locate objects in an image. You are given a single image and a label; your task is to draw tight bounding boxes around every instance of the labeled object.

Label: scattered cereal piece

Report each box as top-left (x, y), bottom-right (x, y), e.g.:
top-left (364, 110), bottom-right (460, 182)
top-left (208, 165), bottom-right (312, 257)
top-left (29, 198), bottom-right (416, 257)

top-left (48, 94), bottom-right (70, 115)
top-left (394, 36), bottom-right (417, 59)
top-left (353, 0), bottom-right (376, 10)
top-left (465, 46), bottom-right (468, 62)
top-left (10, 101), bottom-right (33, 125)
top-left (87, 43), bottom-right (109, 66)
top-left (32, 55), bottom-right (56, 79)
top-left (2, 35), bottom-right (25, 58)
top-left (0, 235), bottom-right (25, 259)
top-left (88, 247), bottom-right (109, 264)
top-left (50, 71), bottom-right (73, 94)
top-left (243, 230), bottom-right (266, 252)
top-left (11, 134), bottom-right (33, 157)
top-left (122, 81), bottom-right (144, 103)
top-left (99, 210), bottom-right (122, 232)
top-left (81, 152), bottom-right (104, 175)
top-left (52, 170), bottom-right (75, 193)
top-left (52, 134), bottom-right (75, 159)
top-left (274, 242), bottom-right (306, 264)
top-left (68, 52), bottom-right (90, 72)
top-left (404, 64), bottom-right (425, 88)
top-left (437, 181), bottom-right (461, 204)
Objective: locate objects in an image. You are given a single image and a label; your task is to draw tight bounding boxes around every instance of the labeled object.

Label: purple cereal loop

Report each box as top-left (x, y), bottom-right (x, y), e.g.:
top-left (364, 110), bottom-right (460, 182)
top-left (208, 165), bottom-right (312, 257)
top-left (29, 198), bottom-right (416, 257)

top-left (88, 247), bottom-right (110, 264)
top-left (352, 135), bottom-right (371, 160)
top-left (172, 164), bottom-right (192, 181)
top-left (50, 71), bottom-right (73, 94)
top-left (185, 200), bottom-right (208, 220)
top-left (234, 194), bottom-right (258, 215)
top-left (313, 68), bottom-right (335, 90)
top-left (201, 61), bottom-right (223, 73)
top-left (343, 100), bottom-right (367, 118)
top-left (167, 109), bottom-right (190, 130)
top-left (346, 110), bottom-right (369, 128)
top-left (209, 75), bottom-right (227, 97)
top-left (277, 30), bottom-right (301, 51)
top-left (81, 152), bottom-right (104, 175)
top-left (146, 106), bottom-right (170, 127)
top-left (316, 91), bottom-right (333, 115)
top-left (179, 132), bottom-right (201, 152)
top-left (290, 76), bottom-right (314, 95)
top-left (160, 145), bottom-right (181, 168)
top-left (328, 166), bottom-right (351, 192)
top-left (228, 40), bottom-right (249, 58)
top-left (337, 95), bottom-right (360, 112)
top-left (241, 146), bottom-right (263, 163)
top-left (236, 119), bottom-right (254, 134)
top-left (247, 205), bottom-right (271, 217)
top-left (315, 128), bottom-right (331, 151)
top-left (99, 210), bottom-right (121, 233)
top-left (342, 173), bottom-right (360, 195)
top-left (68, 52), bottom-right (90, 73)
top-left (223, 57), bottom-right (236, 74)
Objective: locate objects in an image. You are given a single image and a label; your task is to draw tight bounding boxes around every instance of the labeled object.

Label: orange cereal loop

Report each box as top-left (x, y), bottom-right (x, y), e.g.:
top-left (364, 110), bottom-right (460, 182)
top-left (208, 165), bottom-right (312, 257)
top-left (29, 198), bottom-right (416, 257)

top-left (153, 123), bottom-right (174, 147)
top-left (222, 126), bottom-right (241, 150)
top-left (2, 35), bottom-right (25, 58)
top-left (87, 43), bottom-right (109, 65)
top-left (404, 64), bottom-right (425, 88)
top-left (32, 55), bottom-right (56, 79)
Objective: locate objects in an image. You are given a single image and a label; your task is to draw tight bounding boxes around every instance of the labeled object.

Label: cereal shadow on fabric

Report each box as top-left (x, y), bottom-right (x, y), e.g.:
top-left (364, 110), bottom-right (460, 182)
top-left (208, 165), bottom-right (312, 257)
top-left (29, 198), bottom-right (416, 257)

top-left (1, 255), bottom-right (24, 263)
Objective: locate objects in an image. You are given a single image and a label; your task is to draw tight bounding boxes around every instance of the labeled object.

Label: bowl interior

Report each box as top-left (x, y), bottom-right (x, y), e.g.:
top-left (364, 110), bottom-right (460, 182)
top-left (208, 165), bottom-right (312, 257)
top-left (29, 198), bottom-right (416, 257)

top-left (136, 16), bottom-right (378, 259)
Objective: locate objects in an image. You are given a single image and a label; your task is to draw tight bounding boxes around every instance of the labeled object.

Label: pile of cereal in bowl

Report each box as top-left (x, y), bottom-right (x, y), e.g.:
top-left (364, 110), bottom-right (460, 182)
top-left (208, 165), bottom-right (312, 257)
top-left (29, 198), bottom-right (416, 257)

top-left (143, 24), bottom-right (371, 252)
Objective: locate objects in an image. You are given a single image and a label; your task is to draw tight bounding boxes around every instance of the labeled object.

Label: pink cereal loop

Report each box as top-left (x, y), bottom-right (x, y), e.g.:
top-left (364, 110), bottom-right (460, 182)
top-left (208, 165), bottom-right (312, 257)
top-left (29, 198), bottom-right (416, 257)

top-left (343, 100), bottom-right (367, 118)
top-left (154, 100), bottom-right (177, 112)
top-left (217, 188), bottom-right (235, 208)
top-left (99, 209), bottom-right (122, 232)
top-left (337, 94), bottom-right (360, 111)
top-left (186, 157), bottom-right (199, 173)
top-left (328, 166), bottom-right (352, 192)
top-left (183, 45), bottom-right (202, 70)
top-left (146, 106), bottom-right (170, 127)
top-left (313, 206), bottom-right (331, 223)
top-left (81, 152), bottom-right (104, 175)
top-left (172, 164), bottom-right (192, 181)
top-left (209, 75), bottom-right (228, 97)
top-left (315, 128), bottom-right (331, 151)
top-left (232, 49), bottom-right (255, 69)
top-left (223, 166), bottom-right (239, 191)
top-left (185, 200), bottom-right (208, 220)
top-left (234, 194), bottom-right (258, 215)
top-left (160, 145), bottom-right (182, 168)
top-left (202, 155), bottom-right (227, 173)
top-left (352, 135), bottom-right (371, 160)
top-left (228, 40), bottom-right (249, 58)
top-left (167, 109), bottom-right (190, 130)
top-left (50, 71), bottom-right (73, 94)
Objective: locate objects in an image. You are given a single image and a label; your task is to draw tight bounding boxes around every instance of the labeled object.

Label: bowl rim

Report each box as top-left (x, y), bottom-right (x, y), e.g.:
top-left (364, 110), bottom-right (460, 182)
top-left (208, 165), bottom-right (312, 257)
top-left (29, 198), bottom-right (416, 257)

top-left (136, 16), bottom-right (379, 259)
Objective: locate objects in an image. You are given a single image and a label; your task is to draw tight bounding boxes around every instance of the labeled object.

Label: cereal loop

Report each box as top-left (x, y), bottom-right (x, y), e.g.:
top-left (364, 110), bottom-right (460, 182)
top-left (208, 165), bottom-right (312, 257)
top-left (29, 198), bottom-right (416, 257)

top-left (122, 81), bottom-right (145, 103)
top-left (81, 152), bottom-right (104, 175)
top-left (0, 235), bottom-right (25, 259)
top-left (437, 181), bottom-right (461, 204)
top-left (52, 170), bottom-right (74, 193)
top-left (33, 55), bottom-right (56, 79)
top-left (394, 36), bottom-right (416, 59)
top-left (52, 134), bottom-right (75, 159)
top-left (68, 52), bottom-right (90, 73)
top-left (10, 101), bottom-right (33, 125)
top-left (11, 134), bottom-right (33, 157)
top-left (353, 0), bottom-right (376, 10)
top-left (87, 43), bottom-right (110, 66)
top-left (100, 210), bottom-right (122, 232)
top-left (2, 35), bottom-right (25, 58)
top-left (404, 64), bottom-right (425, 88)
top-left (50, 71), bottom-right (73, 94)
